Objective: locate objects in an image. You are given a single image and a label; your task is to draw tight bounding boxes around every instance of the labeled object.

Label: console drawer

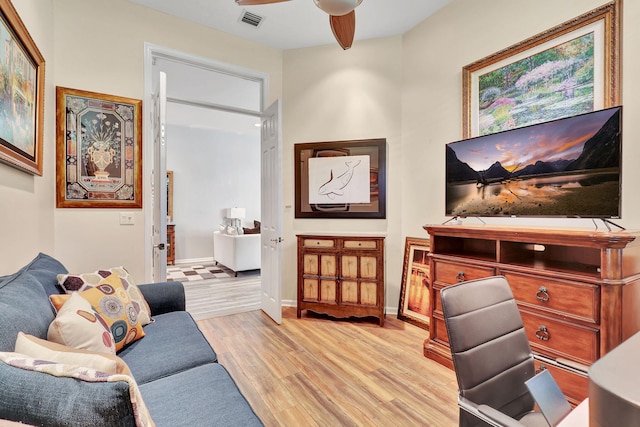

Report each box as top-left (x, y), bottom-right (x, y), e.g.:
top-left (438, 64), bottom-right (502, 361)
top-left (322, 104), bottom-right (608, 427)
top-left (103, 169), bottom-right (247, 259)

top-left (343, 240), bottom-right (378, 250)
top-left (504, 271), bottom-right (599, 323)
top-left (432, 260), bottom-right (495, 285)
top-left (303, 238), bottom-right (335, 249)
top-left (521, 310), bottom-right (599, 364)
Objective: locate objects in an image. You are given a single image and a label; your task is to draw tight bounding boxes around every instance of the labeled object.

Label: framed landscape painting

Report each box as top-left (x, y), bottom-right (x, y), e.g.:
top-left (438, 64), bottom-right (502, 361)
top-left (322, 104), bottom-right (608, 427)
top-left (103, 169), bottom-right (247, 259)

top-left (463, 0), bottom-right (620, 138)
top-left (56, 87), bottom-right (142, 208)
top-left (398, 237), bottom-right (431, 329)
top-left (0, 0), bottom-right (45, 175)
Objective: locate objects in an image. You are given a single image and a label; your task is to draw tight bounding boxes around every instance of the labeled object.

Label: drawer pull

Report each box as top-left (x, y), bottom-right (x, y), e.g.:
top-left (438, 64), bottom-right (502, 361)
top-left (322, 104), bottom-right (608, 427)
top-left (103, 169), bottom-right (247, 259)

top-left (536, 287), bottom-right (550, 302)
top-left (536, 365), bottom-right (547, 375)
top-left (455, 271), bottom-right (466, 282)
top-left (535, 325), bottom-right (550, 341)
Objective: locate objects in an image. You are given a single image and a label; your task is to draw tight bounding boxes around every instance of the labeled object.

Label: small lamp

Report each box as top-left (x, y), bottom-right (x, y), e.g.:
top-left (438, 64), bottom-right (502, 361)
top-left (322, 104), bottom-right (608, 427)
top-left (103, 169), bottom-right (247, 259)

top-left (313, 0), bottom-right (363, 16)
top-left (227, 207), bottom-right (246, 233)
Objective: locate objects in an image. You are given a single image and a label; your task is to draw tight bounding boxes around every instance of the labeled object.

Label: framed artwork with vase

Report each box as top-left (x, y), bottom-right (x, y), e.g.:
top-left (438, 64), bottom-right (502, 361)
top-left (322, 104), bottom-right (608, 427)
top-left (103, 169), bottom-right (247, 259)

top-left (56, 87), bottom-right (142, 208)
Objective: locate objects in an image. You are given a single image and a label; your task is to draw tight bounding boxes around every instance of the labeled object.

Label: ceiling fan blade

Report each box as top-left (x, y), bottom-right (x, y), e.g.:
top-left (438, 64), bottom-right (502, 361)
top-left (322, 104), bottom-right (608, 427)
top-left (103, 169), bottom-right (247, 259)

top-left (235, 0), bottom-right (291, 5)
top-left (329, 10), bottom-right (356, 50)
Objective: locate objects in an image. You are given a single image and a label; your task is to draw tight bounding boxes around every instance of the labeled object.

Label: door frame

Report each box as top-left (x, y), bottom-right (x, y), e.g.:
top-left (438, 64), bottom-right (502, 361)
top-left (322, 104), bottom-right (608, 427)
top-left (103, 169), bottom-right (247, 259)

top-left (142, 43), bottom-right (270, 282)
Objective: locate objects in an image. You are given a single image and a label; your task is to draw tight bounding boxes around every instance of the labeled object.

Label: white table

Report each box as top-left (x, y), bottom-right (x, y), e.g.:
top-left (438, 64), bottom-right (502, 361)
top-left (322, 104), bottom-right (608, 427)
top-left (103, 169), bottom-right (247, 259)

top-left (557, 398), bottom-right (588, 427)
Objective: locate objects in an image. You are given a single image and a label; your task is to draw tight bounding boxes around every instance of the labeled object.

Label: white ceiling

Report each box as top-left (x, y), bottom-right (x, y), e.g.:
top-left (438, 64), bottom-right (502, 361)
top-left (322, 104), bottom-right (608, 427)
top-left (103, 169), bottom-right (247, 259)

top-left (128, 0), bottom-right (452, 50)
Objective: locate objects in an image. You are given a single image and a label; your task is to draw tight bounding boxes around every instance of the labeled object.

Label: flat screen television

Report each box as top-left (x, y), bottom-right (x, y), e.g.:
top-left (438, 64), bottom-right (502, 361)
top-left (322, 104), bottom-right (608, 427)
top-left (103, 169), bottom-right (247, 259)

top-left (445, 106), bottom-right (622, 218)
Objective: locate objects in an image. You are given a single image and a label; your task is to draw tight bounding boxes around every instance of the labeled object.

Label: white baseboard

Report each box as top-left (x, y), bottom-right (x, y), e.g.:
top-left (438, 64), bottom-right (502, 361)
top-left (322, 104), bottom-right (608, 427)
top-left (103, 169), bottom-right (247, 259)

top-left (174, 256), bottom-right (215, 265)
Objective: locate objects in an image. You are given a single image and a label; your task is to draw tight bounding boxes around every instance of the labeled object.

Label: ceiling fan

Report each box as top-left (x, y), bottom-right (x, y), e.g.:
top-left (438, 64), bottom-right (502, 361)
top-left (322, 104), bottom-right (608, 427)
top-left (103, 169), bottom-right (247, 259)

top-left (235, 0), bottom-right (363, 50)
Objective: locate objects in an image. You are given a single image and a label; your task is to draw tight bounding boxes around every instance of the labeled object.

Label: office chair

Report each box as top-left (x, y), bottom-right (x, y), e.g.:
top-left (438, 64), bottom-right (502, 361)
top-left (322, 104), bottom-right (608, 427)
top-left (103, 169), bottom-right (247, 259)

top-left (440, 276), bottom-right (550, 427)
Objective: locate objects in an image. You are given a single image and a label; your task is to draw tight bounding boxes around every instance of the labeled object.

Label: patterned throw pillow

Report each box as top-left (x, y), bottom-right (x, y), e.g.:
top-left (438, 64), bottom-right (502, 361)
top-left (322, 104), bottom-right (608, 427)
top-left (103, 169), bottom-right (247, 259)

top-left (48, 292), bottom-right (116, 354)
top-left (51, 274), bottom-right (146, 352)
top-left (0, 352), bottom-right (155, 427)
top-left (57, 266), bottom-right (152, 326)
top-left (15, 332), bottom-right (130, 375)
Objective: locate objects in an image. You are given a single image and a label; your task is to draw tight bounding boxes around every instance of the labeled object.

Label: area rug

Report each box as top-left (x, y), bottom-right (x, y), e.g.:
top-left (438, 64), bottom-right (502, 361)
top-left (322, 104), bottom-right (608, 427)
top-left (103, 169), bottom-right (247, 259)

top-left (166, 263), bottom-right (234, 282)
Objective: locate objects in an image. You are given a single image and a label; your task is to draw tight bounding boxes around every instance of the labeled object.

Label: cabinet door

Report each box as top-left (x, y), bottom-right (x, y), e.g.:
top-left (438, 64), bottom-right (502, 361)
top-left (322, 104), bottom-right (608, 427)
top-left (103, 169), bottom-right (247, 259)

top-left (360, 256), bottom-right (377, 279)
top-left (360, 282), bottom-right (378, 306)
top-left (302, 254), bottom-right (320, 301)
top-left (320, 255), bottom-right (337, 303)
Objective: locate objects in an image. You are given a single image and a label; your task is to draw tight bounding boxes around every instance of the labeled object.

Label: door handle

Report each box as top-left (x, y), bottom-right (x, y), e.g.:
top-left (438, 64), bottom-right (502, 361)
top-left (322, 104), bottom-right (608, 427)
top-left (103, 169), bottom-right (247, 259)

top-left (270, 237), bottom-right (283, 243)
top-left (154, 243), bottom-right (166, 250)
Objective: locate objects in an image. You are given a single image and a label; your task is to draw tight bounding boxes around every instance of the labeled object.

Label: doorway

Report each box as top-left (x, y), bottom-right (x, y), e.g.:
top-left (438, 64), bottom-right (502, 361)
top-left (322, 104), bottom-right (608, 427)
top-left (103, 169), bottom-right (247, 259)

top-left (142, 44), bottom-right (281, 321)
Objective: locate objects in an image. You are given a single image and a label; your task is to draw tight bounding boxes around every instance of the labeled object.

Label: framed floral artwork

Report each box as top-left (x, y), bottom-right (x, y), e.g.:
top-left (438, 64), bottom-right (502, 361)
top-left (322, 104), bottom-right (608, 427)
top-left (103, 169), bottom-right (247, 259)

top-left (463, 0), bottom-right (620, 137)
top-left (56, 87), bottom-right (142, 208)
top-left (398, 237), bottom-right (430, 329)
top-left (0, 0), bottom-right (45, 175)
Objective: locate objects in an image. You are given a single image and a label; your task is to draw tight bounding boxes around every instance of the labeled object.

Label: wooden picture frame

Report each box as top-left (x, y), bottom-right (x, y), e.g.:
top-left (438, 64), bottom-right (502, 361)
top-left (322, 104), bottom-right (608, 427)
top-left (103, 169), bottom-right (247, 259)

top-left (0, 0), bottom-right (45, 175)
top-left (294, 138), bottom-right (386, 219)
top-left (166, 170), bottom-right (173, 222)
top-left (463, 0), bottom-right (620, 138)
top-left (56, 87), bottom-right (142, 208)
top-left (398, 237), bottom-right (430, 329)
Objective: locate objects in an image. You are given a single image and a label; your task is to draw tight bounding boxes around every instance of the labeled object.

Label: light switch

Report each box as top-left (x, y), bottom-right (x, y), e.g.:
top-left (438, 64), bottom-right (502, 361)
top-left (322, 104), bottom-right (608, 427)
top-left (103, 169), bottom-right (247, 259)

top-left (119, 212), bottom-right (134, 225)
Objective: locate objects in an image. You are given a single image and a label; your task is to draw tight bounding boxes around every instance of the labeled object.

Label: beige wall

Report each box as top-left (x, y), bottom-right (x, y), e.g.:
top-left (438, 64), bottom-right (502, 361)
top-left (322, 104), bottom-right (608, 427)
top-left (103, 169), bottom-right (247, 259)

top-left (402, 0), bottom-right (639, 237)
top-left (0, 0), bottom-right (55, 273)
top-left (283, 0), bottom-right (638, 308)
top-left (283, 36), bottom-right (404, 303)
top-left (3, 0), bottom-right (639, 312)
top-left (48, 0), bottom-right (282, 280)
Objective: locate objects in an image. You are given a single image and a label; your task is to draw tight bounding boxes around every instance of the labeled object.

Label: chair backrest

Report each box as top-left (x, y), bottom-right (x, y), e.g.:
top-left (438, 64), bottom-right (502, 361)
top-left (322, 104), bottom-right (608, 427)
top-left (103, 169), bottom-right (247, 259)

top-left (441, 276), bottom-right (536, 421)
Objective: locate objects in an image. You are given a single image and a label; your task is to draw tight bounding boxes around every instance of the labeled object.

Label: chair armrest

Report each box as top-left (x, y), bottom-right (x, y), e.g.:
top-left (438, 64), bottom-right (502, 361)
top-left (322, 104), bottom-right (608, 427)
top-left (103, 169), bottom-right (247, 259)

top-left (477, 405), bottom-right (527, 427)
top-left (138, 281), bottom-right (185, 315)
top-left (458, 396), bottom-right (527, 427)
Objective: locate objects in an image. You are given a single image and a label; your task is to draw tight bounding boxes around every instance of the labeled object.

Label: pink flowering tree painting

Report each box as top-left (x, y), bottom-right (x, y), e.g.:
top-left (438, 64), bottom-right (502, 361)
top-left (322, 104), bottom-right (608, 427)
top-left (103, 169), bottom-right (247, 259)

top-left (478, 33), bottom-right (594, 135)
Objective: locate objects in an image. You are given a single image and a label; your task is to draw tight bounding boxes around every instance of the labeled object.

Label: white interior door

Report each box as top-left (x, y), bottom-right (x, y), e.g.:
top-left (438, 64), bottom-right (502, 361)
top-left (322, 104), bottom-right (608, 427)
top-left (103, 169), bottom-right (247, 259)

top-left (260, 100), bottom-right (282, 324)
top-left (152, 71), bottom-right (168, 282)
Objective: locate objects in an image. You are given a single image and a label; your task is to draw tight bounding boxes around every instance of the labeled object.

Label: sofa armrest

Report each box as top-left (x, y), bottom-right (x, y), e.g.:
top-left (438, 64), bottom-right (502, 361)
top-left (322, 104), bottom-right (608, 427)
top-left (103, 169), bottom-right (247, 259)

top-left (138, 281), bottom-right (185, 315)
top-left (0, 360), bottom-right (137, 426)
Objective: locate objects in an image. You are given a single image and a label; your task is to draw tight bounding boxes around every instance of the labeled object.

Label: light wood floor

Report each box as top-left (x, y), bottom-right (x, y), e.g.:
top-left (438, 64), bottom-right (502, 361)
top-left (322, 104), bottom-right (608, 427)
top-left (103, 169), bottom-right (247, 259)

top-left (197, 307), bottom-right (459, 426)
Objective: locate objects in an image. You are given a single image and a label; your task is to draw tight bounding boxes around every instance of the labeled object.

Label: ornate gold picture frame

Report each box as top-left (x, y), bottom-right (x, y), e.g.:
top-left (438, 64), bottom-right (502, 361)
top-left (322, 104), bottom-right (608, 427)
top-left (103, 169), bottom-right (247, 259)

top-left (0, 0), bottom-right (45, 175)
top-left (398, 237), bottom-right (431, 329)
top-left (56, 87), bottom-right (142, 208)
top-left (463, 0), bottom-right (620, 138)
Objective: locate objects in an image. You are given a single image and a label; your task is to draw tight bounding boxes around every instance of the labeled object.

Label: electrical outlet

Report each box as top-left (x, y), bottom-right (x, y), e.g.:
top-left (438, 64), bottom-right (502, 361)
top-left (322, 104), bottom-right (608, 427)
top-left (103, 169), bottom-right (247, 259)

top-left (119, 212), bottom-right (134, 225)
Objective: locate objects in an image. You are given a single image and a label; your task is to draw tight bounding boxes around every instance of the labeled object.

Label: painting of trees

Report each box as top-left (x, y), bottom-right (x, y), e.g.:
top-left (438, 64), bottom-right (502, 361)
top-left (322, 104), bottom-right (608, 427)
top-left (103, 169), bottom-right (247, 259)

top-left (478, 33), bottom-right (594, 135)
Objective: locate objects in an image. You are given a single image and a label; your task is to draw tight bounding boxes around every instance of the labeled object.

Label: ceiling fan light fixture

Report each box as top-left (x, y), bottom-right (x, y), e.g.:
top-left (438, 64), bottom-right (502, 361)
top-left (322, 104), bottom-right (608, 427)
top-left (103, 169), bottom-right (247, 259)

top-left (313, 0), bottom-right (362, 16)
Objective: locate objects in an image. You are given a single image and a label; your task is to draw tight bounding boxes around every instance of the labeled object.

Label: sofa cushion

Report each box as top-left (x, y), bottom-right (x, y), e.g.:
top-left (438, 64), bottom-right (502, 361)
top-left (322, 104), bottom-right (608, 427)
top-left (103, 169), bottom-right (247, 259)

top-left (138, 363), bottom-right (262, 427)
top-left (57, 266), bottom-right (152, 326)
top-left (0, 353), bottom-right (141, 427)
top-left (118, 311), bottom-right (217, 384)
top-left (0, 272), bottom-right (56, 352)
top-left (50, 274), bottom-right (145, 352)
top-left (48, 292), bottom-right (117, 354)
top-left (15, 252), bottom-right (68, 297)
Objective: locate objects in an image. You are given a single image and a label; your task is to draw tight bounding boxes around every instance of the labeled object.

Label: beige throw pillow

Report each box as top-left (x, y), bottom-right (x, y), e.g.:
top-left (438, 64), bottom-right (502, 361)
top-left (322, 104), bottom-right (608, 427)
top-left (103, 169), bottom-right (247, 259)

top-left (48, 292), bottom-right (116, 354)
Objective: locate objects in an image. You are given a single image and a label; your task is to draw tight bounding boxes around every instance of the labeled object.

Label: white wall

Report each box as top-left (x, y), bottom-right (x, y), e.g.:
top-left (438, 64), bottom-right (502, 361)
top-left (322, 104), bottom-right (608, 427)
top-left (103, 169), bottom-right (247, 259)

top-left (166, 124), bottom-right (260, 262)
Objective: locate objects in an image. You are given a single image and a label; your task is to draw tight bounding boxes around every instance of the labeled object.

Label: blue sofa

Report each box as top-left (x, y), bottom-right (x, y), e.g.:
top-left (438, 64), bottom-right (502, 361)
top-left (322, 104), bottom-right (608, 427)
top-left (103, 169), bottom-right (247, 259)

top-left (0, 253), bottom-right (263, 427)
